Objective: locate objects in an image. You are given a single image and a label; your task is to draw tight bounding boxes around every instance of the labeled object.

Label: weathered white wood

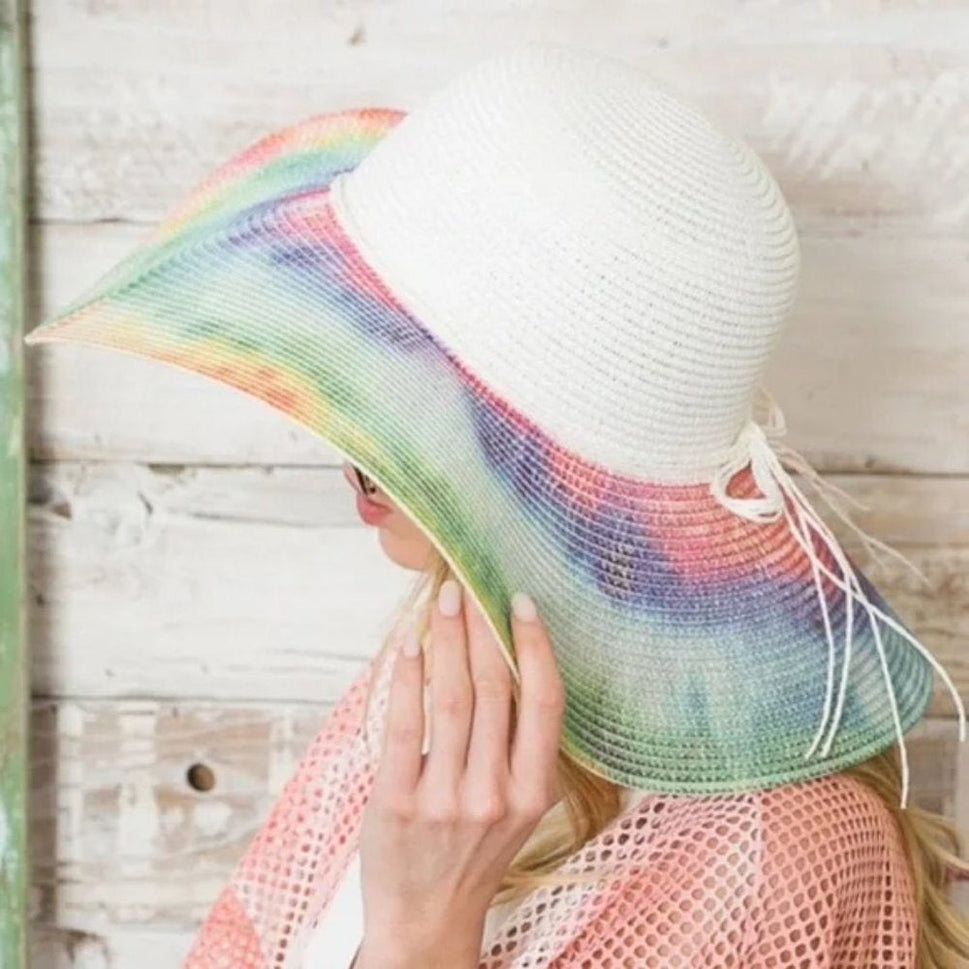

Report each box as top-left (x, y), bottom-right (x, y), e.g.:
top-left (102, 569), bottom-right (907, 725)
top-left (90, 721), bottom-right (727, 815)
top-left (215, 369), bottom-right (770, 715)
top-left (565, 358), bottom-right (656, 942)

top-left (28, 698), bottom-right (333, 930)
top-left (27, 460), bottom-right (414, 702)
top-left (30, 925), bottom-right (192, 969)
top-left (26, 223), bottom-right (969, 473)
top-left (25, 460), bottom-right (969, 713)
top-left (29, 1), bottom-right (969, 232)
top-left (27, 698), bottom-right (969, 941)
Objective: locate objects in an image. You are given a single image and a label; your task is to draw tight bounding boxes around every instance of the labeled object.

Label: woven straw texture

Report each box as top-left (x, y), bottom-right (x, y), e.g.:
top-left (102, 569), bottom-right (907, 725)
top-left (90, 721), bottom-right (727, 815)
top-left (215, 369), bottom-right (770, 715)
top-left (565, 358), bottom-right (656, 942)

top-left (182, 616), bottom-right (920, 968)
top-left (23, 46), bottom-right (943, 796)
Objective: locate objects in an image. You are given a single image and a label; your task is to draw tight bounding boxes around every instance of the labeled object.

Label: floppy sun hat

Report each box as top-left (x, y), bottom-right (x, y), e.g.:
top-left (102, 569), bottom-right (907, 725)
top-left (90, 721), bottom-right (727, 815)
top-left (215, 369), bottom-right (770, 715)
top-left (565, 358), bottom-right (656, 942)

top-left (25, 43), bottom-right (965, 807)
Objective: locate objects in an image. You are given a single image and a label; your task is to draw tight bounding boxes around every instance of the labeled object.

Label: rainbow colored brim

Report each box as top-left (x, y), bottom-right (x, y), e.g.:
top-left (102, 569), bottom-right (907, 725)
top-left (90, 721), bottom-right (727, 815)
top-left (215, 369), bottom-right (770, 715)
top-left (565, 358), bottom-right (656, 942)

top-left (24, 107), bottom-right (933, 793)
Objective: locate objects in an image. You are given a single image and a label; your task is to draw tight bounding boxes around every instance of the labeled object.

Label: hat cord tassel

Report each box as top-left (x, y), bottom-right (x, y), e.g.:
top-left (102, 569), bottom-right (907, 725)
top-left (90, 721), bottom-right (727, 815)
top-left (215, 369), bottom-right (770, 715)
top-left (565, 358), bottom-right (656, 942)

top-left (710, 388), bottom-right (966, 810)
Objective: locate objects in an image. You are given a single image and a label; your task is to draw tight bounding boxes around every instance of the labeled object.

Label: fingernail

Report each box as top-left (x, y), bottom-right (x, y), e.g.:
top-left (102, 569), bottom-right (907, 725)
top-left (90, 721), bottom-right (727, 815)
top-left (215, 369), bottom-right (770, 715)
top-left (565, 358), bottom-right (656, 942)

top-left (403, 624), bottom-right (421, 657)
top-left (438, 579), bottom-right (462, 617)
top-left (511, 591), bottom-right (537, 622)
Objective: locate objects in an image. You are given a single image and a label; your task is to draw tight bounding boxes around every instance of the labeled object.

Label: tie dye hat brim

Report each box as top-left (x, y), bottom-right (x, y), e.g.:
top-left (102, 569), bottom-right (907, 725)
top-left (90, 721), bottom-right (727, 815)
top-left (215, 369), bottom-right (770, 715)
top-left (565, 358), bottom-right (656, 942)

top-left (24, 48), bottom-right (965, 804)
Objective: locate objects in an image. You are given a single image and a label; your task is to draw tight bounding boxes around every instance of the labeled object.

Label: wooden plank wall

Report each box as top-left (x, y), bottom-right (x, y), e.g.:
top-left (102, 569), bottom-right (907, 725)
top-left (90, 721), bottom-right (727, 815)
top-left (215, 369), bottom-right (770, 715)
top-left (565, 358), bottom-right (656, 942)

top-left (23, 2), bottom-right (969, 963)
top-left (0, 0), bottom-right (28, 963)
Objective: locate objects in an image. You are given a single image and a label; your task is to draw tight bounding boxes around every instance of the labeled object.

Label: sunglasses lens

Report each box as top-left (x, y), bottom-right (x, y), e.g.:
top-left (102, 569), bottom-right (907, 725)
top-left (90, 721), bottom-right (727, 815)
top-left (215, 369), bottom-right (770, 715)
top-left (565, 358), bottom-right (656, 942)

top-left (353, 465), bottom-right (376, 494)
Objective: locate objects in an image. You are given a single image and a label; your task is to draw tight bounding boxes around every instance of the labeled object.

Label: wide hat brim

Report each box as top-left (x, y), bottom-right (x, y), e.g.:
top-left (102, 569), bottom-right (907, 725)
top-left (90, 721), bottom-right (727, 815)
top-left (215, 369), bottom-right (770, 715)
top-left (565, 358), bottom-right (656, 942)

top-left (25, 106), bottom-right (933, 794)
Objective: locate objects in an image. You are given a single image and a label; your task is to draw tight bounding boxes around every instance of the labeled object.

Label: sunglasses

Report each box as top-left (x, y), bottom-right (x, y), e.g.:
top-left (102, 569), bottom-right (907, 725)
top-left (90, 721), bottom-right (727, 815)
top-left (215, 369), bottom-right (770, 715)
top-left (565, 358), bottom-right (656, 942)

top-left (349, 463), bottom-right (379, 496)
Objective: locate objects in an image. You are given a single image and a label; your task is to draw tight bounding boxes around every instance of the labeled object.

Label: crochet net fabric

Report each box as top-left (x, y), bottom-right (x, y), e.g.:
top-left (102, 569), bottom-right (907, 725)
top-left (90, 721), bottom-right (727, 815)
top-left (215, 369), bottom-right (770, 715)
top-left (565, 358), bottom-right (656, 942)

top-left (183, 616), bottom-right (919, 968)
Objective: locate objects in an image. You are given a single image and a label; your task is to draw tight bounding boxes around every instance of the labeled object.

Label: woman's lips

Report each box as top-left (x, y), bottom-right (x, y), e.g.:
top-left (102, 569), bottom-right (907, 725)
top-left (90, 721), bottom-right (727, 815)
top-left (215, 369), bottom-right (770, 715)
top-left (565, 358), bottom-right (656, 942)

top-left (355, 492), bottom-right (391, 524)
top-left (343, 464), bottom-right (391, 522)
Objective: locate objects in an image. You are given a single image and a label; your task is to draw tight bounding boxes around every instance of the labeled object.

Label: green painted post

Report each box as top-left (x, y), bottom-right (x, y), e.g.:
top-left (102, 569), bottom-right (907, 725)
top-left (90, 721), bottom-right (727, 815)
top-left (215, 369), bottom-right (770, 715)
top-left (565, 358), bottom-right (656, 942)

top-left (0, 0), bottom-right (27, 964)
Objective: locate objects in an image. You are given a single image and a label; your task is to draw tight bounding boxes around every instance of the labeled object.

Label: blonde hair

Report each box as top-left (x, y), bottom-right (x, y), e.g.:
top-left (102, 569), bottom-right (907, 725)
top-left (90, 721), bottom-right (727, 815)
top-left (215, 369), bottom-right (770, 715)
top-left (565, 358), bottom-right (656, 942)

top-left (362, 550), bottom-right (969, 967)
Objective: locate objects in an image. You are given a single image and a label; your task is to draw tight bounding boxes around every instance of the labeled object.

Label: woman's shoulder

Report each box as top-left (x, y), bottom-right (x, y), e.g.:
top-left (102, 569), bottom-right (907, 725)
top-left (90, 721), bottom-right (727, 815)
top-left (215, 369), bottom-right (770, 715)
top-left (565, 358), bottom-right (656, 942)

top-left (754, 769), bottom-right (908, 864)
top-left (619, 769), bottom-right (912, 888)
top-left (739, 771), bottom-right (919, 965)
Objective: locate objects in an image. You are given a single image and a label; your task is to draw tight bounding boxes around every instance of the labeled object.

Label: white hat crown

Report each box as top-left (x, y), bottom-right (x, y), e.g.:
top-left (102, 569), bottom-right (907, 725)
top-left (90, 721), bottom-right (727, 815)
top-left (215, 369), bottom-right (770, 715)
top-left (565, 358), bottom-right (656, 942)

top-left (331, 44), bottom-right (802, 480)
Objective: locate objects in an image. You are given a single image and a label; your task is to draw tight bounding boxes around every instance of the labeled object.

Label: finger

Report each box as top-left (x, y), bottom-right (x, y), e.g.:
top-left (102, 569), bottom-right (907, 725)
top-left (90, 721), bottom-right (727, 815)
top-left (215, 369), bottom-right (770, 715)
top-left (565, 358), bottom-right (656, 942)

top-left (508, 592), bottom-right (565, 807)
top-left (373, 621), bottom-right (426, 797)
top-left (463, 589), bottom-right (514, 789)
top-left (420, 578), bottom-right (474, 793)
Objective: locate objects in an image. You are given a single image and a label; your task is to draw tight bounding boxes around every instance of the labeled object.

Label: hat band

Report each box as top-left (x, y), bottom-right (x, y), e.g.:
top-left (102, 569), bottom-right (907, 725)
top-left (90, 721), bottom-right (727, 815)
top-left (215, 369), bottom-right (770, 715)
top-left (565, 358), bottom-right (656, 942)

top-left (710, 389), bottom-right (966, 808)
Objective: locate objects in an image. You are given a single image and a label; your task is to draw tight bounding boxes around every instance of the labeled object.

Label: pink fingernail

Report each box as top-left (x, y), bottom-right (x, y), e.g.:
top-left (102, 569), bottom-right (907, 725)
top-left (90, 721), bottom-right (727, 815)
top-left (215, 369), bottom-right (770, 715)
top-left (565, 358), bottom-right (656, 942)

top-left (438, 579), bottom-right (462, 617)
top-left (511, 591), bottom-right (537, 622)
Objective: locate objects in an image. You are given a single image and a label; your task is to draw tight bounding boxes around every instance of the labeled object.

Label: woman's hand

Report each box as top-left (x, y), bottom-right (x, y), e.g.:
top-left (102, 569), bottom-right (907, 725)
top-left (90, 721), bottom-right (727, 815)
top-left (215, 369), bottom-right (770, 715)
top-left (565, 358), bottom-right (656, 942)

top-left (353, 579), bottom-right (565, 969)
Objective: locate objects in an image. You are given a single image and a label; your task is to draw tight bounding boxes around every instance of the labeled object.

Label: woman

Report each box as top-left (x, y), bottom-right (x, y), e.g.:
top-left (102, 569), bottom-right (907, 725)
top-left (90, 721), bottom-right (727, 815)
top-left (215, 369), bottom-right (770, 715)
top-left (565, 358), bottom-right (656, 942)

top-left (25, 43), bottom-right (969, 966)
top-left (343, 462), bottom-right (568, 967)
top-left (321, 464), bottom-right (969, 968)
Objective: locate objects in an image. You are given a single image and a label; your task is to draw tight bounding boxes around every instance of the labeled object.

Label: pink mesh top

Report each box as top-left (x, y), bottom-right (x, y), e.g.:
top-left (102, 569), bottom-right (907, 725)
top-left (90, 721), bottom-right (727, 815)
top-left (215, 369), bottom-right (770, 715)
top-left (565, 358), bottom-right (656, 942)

top-left (182, 619), bottom-right (921, 968)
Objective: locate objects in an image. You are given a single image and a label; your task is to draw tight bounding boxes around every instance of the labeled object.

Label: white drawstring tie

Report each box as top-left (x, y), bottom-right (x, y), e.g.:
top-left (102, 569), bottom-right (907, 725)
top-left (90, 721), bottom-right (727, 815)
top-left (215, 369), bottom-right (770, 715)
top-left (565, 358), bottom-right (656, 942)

top-left (710, 387), bottom-right (966, 810)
